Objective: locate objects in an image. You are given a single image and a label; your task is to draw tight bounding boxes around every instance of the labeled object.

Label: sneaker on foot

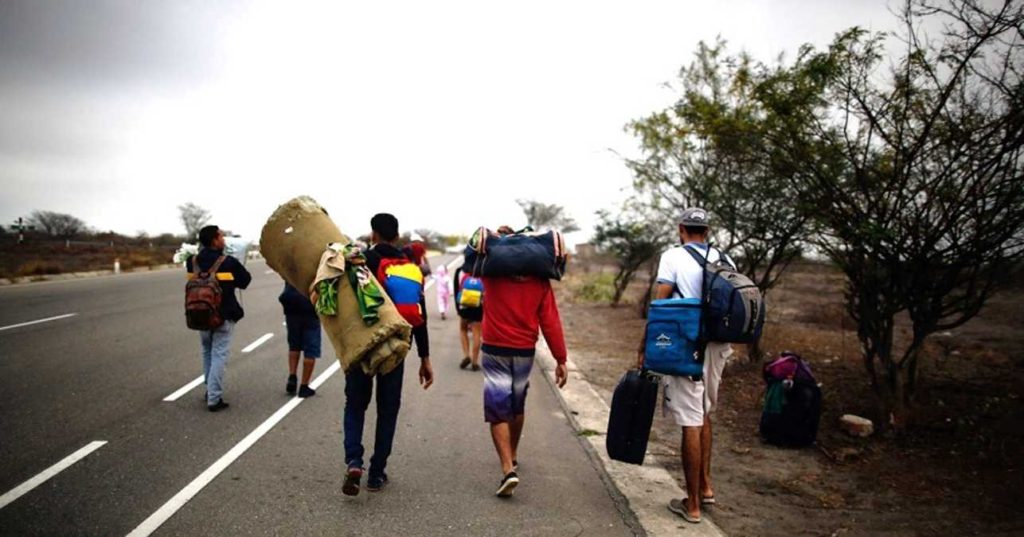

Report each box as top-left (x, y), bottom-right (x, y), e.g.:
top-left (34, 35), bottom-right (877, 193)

top-left (459, 357), bottom-right (471, 369)
top-left (208, 399), bottom-right (230, 412)
top-left (343, 466), bottom-right (362, 496)
top-left (298, 385), bottom-right (316, 398)
top-left (286, 375), bottom-right (298, 395)
top-left (366, 473), bottom-right (389, 492)
top-left (471, 363), bottom-right (481, 372)
top-left (496, 472), bottom-right (519, 498)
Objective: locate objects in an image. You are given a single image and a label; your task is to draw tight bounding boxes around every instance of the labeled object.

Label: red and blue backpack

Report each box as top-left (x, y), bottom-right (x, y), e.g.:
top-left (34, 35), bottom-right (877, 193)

top-left (377, 257), bottom-right (425, 327)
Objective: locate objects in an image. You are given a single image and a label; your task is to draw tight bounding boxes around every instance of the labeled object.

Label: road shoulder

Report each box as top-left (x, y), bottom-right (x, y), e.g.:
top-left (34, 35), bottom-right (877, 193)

top-left (534, 342), bottom-right (727, 537)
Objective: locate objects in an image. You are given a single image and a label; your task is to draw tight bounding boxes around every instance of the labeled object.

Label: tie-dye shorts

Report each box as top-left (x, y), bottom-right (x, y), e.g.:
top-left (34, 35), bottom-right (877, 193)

top-left (482, 351), bottom-right (534, 423)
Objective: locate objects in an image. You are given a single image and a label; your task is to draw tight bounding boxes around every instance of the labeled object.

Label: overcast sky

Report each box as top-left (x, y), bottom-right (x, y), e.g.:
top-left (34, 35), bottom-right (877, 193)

top-left (0, 0), bottom-right (898, 243)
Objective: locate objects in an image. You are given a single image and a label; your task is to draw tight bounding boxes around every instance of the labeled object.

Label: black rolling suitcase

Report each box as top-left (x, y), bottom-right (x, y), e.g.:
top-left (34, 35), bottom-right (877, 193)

top-left (606, 368), bottom-right (659, 465)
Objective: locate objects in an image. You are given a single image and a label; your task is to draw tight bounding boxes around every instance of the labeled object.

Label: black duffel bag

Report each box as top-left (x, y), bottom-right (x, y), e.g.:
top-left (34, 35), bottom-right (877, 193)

top-left (462, 226), bottom-right (568, 280)
top-left (606, 368), bottom-right (659, 465)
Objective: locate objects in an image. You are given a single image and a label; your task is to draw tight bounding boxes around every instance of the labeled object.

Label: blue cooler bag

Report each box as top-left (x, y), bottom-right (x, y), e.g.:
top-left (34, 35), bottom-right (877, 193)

top-left (644, 298), bottom-right (703, 377)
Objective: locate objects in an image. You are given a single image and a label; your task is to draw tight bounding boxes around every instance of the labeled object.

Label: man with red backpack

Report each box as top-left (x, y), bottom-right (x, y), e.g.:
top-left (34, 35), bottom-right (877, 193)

top-left (185, 225), bottom-right (252, 412)
top-left (341, 213), bottom-right (434, 496)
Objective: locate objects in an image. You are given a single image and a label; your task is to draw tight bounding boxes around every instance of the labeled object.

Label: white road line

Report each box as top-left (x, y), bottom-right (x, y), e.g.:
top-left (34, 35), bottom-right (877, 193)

top-left (162, 375), bottom-right (205, 402)
top-left (0, 441), bottom-right (107, 510)
top-left (0, 313), bottom-right (77, 332)
top-left (127, 361), bottom-right (341, 537)
top-left (241, 333), bottom-right (274, 353)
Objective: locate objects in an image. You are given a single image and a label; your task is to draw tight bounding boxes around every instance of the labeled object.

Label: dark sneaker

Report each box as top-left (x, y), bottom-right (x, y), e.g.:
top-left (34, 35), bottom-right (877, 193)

top-left (366, 473), bottom-right (389, 492)
top-left (471, 364), bottom-right (481, 372)
top-left (343, 466), bottom-right (362, 496)
top-left (286, 375), bottom-right (298, 395)
top-left (459, 357), bottom-right (471, 369)
top-left (298, 385), bottom-right (316, 398)
top-left (208, 399), bottom-right (230, 412)
top-left (496, 472), bottom-right (519, 498)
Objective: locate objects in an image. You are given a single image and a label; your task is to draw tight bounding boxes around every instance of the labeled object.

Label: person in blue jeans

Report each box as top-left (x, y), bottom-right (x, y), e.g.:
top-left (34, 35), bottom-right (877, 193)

top-left (186, 225), bottom-right (252, 412)
top-left (342, 213), bottom-right (434, 496)
top-left (279, 283), bottom-right (320, 398)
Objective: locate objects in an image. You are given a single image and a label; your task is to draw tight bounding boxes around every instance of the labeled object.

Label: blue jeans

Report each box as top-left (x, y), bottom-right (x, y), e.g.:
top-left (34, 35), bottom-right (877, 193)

top-left (200, 321), bottom-right (234, 405)
top-left (343, 360), bottom-right (405, 477)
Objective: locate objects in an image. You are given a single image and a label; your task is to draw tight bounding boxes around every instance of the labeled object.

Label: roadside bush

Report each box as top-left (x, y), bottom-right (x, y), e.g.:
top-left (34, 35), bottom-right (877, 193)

top-left (17, 261), bottom-right (65, 276)
top-left (572, 272), bottom-right (617, 304)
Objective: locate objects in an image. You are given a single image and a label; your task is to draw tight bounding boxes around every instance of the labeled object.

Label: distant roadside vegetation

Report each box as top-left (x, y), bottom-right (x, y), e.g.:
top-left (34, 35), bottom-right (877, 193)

top-left (1, 213), bottom-right (185, 280)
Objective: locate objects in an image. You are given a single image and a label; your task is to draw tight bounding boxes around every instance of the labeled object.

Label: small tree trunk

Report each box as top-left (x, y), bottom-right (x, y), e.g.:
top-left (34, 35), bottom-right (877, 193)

top-left (637, 261), bottom-right (659, 319)
top-left (611, 268), bottom-right (631, 307)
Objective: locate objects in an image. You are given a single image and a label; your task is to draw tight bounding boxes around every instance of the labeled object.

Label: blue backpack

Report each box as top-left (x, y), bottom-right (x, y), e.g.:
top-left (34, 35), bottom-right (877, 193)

top-left (684, 245), bottom-right (765, 344)
top-left (643, 297), bottom-right (703, 377)
top-left (458, 273), bottom-right (484, 308)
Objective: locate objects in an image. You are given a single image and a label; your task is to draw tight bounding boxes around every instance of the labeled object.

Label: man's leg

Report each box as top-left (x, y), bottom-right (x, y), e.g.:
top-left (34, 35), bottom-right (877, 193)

top-left (489, 421), bottom-right (516, 475)
top-left (508, 356), bottom-right (533, 460)
top-left (288, 351), bottom-right (300, 376)
top-left (459, 318), bottom-right (470, 360)
top-left (681, 426), bottom-right (703, 518)
top-left (301, 357), bottom-right (315, 385)
top-left (483, 352), bottom-right (515, 474)
top-left (207, 321), bottom-right (234, 405)
top-left (470, 322), bottom-right (482, 367)
top-left (700, 416), bottom-right (714, 498)
top-left (368, 360), bottom-right (405, 480)
top-left (700, 342), bottom-right (729, 500)
top-left (663, 375), bottom-right (705, 519)
top-left (509, 414), bottom-right (525, 463)
top-left (343, 368), bottom-right (373, 469)
top-left (200, 331), bottom-right (213, 386)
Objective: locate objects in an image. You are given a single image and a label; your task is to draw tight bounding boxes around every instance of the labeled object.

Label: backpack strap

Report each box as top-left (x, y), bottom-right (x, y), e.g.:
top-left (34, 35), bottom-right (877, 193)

top-left (682, 243), bottom-right (712, 360)
top-left (209, 255), bottom-right (227, 276)
top-left (682, 244), bottom-right (711, 268)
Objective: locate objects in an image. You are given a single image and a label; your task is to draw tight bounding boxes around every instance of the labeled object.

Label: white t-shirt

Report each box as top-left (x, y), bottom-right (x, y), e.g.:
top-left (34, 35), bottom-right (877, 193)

top-left (656, 243), bottom-right (736, 300)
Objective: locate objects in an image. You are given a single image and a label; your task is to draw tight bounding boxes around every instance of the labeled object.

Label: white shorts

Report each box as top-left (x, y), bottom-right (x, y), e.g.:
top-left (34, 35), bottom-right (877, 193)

top-left (662, 342), bottom-right (733, 427)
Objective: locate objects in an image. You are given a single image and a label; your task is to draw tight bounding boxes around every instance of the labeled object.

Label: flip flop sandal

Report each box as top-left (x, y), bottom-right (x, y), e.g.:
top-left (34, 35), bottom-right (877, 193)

top-left (701, 496), bottom-right (716, 505)
top-left (668, 499), bottom-right (701, 524)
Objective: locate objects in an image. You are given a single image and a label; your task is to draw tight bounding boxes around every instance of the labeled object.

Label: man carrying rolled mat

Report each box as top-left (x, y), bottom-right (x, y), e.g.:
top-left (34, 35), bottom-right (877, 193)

top-left (341, 213), bottom-right (434, 496)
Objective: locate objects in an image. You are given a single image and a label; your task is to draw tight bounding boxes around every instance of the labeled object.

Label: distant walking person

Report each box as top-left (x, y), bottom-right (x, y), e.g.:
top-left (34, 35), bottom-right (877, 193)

top-left (185, 225), bottom-right (252, 412)
top-left (433, 262), bottom-right (452, 320)
top-left (453, 264), bottom-right (484, 370)
top-left (481, 226), bottom-right (568, 498)
top-left (342, 213), bottom-right (434, 496)
top-left (279, 282), bottom-right (320, 398)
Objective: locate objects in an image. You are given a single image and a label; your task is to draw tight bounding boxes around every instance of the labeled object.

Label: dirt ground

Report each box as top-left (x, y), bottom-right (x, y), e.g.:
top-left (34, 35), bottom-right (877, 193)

top-left (555, 260), bottom-right (1024, 537)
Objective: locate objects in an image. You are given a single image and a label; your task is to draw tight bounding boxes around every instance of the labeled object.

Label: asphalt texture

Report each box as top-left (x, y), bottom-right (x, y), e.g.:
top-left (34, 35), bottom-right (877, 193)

top-left (0, 255), bottom-right (638, 536)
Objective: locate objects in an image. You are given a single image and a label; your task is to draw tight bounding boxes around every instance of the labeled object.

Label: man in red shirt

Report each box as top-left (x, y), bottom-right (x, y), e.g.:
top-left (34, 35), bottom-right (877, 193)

top-left (480, 226), bottom-right (569, 498)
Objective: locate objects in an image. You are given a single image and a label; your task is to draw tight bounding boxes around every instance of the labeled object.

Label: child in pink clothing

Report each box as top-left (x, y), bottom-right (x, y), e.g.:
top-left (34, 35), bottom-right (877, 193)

top-left (434, 263), bottom-right (451, 320)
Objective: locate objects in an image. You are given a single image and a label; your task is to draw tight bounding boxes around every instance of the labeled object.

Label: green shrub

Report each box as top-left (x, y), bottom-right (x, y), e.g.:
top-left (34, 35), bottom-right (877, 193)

top-left (573, 272), bottom-right (616, 303)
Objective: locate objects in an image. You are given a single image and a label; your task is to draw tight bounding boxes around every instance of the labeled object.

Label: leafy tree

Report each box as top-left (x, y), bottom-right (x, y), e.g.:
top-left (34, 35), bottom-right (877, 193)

top-left (759, 0), bottom-right (1024, 429)
top-left (28, 210), bottom-right (87, 238)
top-left (178, 202), bottom-right (211, 240)
top-left (516, 199), bottom-right (580, 233)
top-left (592, 202), bottom-right (674, 306)
top-left (627, 39), bottom-right (811, 357)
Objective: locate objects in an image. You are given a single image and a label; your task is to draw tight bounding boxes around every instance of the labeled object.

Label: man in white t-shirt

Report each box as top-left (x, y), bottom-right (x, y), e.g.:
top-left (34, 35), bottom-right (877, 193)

top-left (639, 207), bottom-right (735, 524)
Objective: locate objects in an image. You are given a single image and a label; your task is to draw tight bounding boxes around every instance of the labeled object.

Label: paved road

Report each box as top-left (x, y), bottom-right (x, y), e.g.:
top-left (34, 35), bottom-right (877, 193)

top-left (0, 255), bottom-right (639, 536)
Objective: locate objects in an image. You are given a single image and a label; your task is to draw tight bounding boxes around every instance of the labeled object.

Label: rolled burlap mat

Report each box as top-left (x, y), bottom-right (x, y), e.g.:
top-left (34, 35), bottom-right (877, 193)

top-left (260, 196), bottom-right (411, 375)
